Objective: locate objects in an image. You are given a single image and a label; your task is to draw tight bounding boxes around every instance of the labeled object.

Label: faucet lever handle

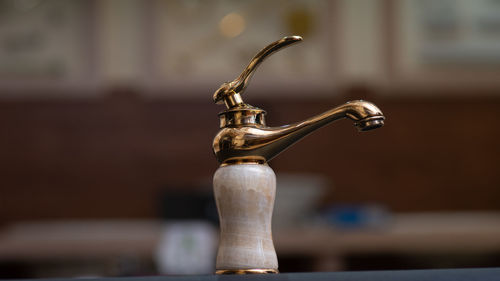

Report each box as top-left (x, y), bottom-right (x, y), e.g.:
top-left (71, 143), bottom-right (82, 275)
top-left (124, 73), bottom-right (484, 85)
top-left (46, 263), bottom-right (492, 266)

top-left (213, 36), bottom-right (303, 108)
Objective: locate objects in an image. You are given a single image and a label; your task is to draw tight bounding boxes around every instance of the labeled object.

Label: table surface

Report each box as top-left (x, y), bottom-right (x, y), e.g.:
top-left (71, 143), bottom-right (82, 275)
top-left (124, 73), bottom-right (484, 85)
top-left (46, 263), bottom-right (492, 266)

top-left (4, 268), bottom-right (500, 281)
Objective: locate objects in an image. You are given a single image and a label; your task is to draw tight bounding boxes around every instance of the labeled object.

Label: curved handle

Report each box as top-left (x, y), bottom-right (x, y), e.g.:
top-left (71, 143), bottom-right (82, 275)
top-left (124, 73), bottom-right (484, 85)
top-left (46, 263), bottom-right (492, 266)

top-left (213, 36), bottom-right (303, 108)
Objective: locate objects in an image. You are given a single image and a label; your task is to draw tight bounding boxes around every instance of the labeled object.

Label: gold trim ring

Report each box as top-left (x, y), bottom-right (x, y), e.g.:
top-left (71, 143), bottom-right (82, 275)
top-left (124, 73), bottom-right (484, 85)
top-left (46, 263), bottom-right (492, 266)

top-left (215, 269), bottom-right (279, 274)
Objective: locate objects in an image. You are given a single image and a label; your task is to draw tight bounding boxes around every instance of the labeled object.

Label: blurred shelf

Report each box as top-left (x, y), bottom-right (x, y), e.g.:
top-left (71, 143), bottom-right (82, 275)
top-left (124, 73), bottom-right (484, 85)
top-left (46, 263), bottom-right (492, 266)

top-left (0, 220), bottom-right (163, 261)
top-left (1, 212), bottom-right (500, 262)
top-left (274, 212), bottom-right (500, 256)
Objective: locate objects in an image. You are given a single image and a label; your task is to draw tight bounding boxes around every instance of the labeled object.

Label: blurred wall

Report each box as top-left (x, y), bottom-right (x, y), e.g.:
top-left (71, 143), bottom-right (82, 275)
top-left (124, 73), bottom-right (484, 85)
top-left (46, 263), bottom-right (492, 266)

top-left (1, 0), bottom-right (500, 225)
top-left (1, 90), bottom-right (500, 225)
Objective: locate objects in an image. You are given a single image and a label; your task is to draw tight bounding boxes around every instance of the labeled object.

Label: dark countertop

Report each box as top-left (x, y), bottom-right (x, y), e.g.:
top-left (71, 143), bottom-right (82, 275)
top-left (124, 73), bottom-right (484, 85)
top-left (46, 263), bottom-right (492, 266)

top-left (6, 268), bottom-right (500, 281)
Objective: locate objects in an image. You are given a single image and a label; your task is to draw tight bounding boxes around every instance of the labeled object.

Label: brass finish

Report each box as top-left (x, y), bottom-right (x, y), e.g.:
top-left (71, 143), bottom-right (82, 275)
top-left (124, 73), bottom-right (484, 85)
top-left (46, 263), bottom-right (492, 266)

top-left (216, 269), bottom-right (279, 275)
top-left (212, 36), bottom-right (385, 165)
top-left (213, 36), bottom-right (302, 107)
top-left (213, 100), bottom-right (385, 164)
top-left (218, 105), bottom-right (266, 128)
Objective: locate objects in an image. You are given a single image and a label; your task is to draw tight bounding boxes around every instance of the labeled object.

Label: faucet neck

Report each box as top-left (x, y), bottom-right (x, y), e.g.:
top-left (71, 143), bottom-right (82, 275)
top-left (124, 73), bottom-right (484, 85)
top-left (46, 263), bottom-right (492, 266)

top-left (222, 90), bottom-right (244, 108)
top-left (213, 100), bottom-right (385, 165)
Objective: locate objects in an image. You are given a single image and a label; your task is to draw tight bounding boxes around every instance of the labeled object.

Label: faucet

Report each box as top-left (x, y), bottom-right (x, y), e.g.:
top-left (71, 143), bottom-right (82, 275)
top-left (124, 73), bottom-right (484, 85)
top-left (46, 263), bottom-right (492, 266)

top-left (211, 36), bottom-right (385, 275)
top-left (213, 36), bottom-right (385, 165)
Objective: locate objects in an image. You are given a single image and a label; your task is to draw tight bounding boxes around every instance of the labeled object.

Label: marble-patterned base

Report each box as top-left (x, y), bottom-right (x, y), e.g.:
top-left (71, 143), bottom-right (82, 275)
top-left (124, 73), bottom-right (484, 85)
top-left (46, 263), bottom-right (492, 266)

top-left (213, 164), bottom-right (278, 271)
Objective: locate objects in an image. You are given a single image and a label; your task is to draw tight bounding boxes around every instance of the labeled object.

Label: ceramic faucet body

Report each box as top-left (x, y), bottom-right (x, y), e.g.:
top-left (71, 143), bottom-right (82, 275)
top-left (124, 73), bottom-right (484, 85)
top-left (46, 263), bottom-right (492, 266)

top-left (212, 37), bottom-right (385, 274)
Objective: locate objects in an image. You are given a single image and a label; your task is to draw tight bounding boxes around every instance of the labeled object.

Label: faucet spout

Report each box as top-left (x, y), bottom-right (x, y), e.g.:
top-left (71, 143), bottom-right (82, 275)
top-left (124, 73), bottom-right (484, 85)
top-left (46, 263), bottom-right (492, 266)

top-left (213, 100), bottom-right (385, 165)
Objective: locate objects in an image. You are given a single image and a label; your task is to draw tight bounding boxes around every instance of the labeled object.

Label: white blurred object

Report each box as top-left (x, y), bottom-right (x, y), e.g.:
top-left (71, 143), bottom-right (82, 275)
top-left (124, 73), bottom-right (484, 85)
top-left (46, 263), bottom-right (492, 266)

top-left (155, 221), bottom-right (217, 275)
top-left (273, 173), bottom-right (329, 229)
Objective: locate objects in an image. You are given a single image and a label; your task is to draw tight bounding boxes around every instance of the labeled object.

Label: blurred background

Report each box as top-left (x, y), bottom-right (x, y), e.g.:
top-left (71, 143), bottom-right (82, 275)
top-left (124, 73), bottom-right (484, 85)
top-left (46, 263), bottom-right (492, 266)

top-left (1, 0), bottom-right (500, 278)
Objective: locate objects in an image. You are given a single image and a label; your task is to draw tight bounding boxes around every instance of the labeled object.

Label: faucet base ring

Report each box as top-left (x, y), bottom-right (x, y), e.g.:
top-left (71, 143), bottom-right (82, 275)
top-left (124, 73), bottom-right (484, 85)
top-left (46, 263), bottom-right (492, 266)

top-left (215, 269), bottom-right (279, 274)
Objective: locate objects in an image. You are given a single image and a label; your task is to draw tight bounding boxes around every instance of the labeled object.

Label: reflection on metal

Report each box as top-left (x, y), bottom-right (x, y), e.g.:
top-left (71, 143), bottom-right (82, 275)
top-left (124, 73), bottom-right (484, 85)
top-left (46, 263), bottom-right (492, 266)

top-left (216, 269), bottom-right (279, 274)
top-left (213, 36), bottom-right (303, 107)
top-left (212, 36), bottom-right (385, 165)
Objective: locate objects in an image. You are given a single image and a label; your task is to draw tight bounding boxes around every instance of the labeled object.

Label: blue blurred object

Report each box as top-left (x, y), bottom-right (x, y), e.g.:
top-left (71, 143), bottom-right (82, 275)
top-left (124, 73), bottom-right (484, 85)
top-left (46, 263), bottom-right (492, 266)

top-left (323, 204), bottom-right (390, 229)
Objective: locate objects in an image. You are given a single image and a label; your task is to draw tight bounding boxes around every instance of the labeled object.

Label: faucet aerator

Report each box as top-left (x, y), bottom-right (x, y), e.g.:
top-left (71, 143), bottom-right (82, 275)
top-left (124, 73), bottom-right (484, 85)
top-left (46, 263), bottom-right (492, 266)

top-left (355, 116), bottom-right (385, 132)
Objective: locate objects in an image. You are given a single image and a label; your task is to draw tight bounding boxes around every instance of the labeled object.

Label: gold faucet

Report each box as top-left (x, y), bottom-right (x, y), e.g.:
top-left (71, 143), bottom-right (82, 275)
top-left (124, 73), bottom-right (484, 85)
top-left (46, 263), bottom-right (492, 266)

top-left (212, 36), bottom-right (385, 165)
top-left (211, 36), bottom-right (385, 275)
